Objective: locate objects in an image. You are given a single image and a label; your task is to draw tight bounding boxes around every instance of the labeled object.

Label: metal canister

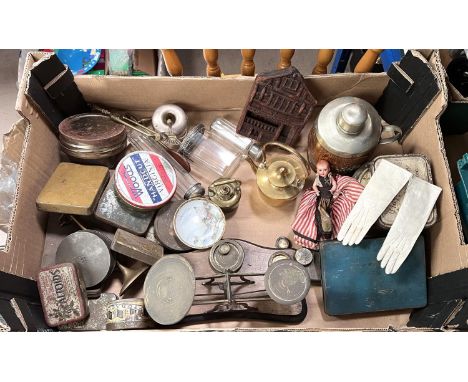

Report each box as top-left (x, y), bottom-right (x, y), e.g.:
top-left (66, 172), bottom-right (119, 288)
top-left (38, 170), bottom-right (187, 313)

top-left (207, 178), bottom-right (242, 212)
top-left (106, 298), bottom-right (155, 330)
top-left (114, 151), bottom-right (177, 210)
top-left (308, 97), bottom-right (402, 173)
top-left (55, 230), bottom-right (115, 289)
top-left (58, 113), bottom-right (127, 164)
top-left (37, 263), bottom-right (89, 327)
top-left (153, 201), bottom-right (192, 252)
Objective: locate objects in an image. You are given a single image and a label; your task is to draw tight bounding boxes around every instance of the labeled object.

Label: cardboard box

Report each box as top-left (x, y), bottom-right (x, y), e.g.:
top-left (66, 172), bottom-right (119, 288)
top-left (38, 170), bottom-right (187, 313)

top-left (1, 50), bottom-right (466, 330)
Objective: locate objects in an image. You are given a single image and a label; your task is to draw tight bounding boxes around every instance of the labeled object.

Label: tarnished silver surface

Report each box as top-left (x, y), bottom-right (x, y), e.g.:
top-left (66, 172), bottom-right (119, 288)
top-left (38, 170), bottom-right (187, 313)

top-left (56, 231), bottom-right (114, 288)
top-left (153, 201), bottom-right (192, 252)
top-left (294, 248), bottom-right (314, 266)
top-left (144, 255), bottom-right (195, 325)
top-left (209, 240), bottom-right (245, 273)
top-left (315, 97), bottom-right (400, 157)
top-left (264, 260), bottom-right (311, 305)
top-left (106, 298), bottom-right (155, 330)
top-left (95, 174), bottom-right (155, 235)
top-left (60, 293), bottom-right (118, 331)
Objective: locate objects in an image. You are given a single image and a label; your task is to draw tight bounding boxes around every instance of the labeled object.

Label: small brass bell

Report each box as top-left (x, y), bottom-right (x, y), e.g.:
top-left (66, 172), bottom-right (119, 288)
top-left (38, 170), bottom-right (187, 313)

top-left (247, 142), bottom-right (310, 204)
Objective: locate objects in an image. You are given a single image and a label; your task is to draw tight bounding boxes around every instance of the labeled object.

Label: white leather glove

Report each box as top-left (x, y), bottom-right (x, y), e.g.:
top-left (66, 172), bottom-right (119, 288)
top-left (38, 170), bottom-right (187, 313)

top-left (377, 176), bottom-right (442, 274)
top-left (337, 160), bottom-right (412, 246)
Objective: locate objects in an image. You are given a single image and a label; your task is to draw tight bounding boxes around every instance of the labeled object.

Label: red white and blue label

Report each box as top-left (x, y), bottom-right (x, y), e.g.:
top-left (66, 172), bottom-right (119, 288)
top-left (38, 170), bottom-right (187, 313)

top-left (115, 151), bottom-right (177, 209)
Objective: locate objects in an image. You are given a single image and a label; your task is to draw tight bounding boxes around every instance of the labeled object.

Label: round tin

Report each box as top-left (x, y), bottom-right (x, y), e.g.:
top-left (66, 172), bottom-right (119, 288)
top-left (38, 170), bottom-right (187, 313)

top-left (114, 151), bottom-right (177, 210)
top-left (173, 198), bottom-right (226, 250)
top-left (294, 248), bottom-right (314, 266)
top-left (55, 230), bottom-right (115, 289)
top-left (59, 114), bottom-right (127, 161)
top-left (209, 240), bottom-right (245, 273)
top-left (153, 201), bottom-right (192, 252)
top-left (264, 260), bottom-right (311, 305)
top-left (144, 255), bottom-right (195, 325)
top-left (106, 298), bottom-right (155, 330)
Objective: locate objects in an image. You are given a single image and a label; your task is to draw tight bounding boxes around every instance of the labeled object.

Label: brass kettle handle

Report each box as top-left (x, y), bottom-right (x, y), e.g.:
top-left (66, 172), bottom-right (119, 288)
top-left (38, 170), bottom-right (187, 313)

top-left (262, 142), bottom-right (311, 175)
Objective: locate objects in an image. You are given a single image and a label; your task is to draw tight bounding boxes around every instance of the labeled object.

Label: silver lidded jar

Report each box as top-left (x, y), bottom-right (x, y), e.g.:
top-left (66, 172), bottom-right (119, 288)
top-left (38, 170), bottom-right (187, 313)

top-left (308, 96), bottom-right (402, 173)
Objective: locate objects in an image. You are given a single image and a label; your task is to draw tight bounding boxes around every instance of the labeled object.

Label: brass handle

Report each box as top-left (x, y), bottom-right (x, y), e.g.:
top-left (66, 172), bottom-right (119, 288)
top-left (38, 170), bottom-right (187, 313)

top-left (262, 142), bottom-right (311, 175)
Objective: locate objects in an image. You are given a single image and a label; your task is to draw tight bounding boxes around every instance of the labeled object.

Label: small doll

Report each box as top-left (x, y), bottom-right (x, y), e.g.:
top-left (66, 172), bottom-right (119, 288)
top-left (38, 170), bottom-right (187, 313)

top-left (312, 160), bottom-right (337, 239)
top-left (292, 159), bottom-right (364, 250)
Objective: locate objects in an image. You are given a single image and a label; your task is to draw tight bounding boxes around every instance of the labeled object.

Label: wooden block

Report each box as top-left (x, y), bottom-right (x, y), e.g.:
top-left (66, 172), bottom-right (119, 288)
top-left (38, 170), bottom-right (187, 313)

top-left (111, 229), bottom-right (164, 265)
top-left (36, 163), bottom-right (109, 215)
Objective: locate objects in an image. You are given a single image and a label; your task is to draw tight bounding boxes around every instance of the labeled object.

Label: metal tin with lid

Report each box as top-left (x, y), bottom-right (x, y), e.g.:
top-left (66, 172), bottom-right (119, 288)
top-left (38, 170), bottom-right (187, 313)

top-left (59, 113), bottom-right (127, 161)
top-left (55, 230), bottom-right (115, 289)
top-left (153, 201), bottom-right (192, 252)
top-left (308, 96), bottom-right (402, 173)
top-left (114, 151), bottom-right (177, 210)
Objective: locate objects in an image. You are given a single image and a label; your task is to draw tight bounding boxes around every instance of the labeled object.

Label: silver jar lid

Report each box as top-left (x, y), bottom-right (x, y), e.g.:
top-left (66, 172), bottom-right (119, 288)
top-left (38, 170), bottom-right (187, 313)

top-left (315, 96), bottom-right (383, 158)
top-left (178, 124), bottom-right (205, 157)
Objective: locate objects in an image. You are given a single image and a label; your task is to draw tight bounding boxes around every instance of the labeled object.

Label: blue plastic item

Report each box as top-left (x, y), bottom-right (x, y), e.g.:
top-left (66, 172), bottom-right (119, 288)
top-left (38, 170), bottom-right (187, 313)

top-left (54, 49), bottom-right (101, 75)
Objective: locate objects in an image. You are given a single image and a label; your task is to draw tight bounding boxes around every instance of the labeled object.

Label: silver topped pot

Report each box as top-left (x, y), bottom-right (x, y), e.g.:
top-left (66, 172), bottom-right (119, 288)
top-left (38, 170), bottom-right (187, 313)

top-left (308, 96), bottom-right (402, 173)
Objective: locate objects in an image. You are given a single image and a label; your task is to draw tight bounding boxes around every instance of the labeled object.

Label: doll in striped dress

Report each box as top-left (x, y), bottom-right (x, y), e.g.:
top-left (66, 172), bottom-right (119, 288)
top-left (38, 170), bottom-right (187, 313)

top-left (292, 159), bottom-right (364, 250)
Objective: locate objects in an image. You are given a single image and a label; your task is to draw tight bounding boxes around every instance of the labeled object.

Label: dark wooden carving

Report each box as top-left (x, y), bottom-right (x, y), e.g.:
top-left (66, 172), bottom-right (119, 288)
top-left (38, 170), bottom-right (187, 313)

top-left (236, 66), bottom-right (317, 145)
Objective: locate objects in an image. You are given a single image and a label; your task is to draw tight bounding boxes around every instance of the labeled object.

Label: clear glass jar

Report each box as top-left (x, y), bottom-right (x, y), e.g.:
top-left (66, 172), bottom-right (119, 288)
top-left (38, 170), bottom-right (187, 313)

top-left (127, 130), bottom-right (205, 200)
top-left (178, 124), bottom-right (242, 180)
top-left (210, 118), bottom-right (262, 161)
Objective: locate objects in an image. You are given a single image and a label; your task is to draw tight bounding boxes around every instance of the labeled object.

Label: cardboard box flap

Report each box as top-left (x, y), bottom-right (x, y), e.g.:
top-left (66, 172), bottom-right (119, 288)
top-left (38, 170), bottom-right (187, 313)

top-left (376, 50), bottom-right (441, 142)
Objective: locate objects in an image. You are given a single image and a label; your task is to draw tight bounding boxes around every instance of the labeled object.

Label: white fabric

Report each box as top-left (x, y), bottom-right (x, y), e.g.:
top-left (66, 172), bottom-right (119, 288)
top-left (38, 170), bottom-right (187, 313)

top-left (337, 160), bottom-right (412, 246)
top-left (377, 176), bottom-right (442, 274)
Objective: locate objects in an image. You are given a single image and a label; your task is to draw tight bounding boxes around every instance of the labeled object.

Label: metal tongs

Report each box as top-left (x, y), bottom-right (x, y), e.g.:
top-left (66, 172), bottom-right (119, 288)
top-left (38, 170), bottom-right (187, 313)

top-left (91, 105), bottom-right (191, 172)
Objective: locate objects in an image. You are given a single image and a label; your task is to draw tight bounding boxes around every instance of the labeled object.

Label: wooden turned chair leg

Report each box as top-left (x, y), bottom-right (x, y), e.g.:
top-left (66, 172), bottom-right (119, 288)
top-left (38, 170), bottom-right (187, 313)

top-left (203, 49), bottom-right (221, 77)
top-left (312, 49), bottom-right (335, 75)
top-left (241, 49), bottom-right (256, 76)
top-left (160, 49), bottom-right (183, 76)
top-left (354, 49), bottom-right (384, 73)
top-left (278, 49), bottom-right (295, 69)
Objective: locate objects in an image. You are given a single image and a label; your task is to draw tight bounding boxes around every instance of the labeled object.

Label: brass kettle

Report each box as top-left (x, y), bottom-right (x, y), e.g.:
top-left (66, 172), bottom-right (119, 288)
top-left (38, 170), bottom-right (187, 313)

top-left (247, 142), bottom-right (310, 203)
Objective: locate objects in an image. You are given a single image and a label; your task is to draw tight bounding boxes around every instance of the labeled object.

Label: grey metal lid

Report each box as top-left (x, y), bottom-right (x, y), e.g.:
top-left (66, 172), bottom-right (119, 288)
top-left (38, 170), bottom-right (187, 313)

top-left (178, 124), bottom-right (205, 157)
top-left (316, 96), bottom-right (383, 157)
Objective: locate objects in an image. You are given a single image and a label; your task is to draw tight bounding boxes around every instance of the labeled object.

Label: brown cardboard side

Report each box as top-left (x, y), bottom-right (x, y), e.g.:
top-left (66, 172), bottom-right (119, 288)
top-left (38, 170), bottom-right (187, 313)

top-left (1, 51), bottom-right (459, 328)
top-left (133, 49), bottom-right (157, 76)
top-left (402, 51), bottom-right (468, 275)
top-left (74, 72), bottom-right (388, 113)
top-left (0, 52), bottom-right (61, 280)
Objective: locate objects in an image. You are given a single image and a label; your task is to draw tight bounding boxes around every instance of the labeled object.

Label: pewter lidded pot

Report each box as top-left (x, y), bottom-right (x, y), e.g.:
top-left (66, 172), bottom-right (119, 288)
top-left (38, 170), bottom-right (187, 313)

top-left (308, 96), bottom-right (402, 173)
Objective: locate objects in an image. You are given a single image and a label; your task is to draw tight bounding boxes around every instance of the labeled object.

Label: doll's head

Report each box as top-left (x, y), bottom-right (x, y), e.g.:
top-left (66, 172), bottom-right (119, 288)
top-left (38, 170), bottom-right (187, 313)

top-left (316, 159), bottom-right (331, 177)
